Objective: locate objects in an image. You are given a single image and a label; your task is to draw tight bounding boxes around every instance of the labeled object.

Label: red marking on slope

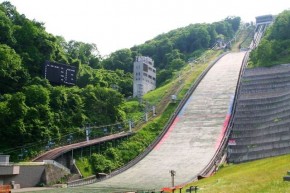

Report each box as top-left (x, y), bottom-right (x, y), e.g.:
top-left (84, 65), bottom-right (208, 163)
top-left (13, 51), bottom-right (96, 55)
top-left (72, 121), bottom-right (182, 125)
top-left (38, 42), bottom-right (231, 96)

top-left (154, 117), bottom-right (179, 150)
top-left (215, 115), bottom-right (230, 149)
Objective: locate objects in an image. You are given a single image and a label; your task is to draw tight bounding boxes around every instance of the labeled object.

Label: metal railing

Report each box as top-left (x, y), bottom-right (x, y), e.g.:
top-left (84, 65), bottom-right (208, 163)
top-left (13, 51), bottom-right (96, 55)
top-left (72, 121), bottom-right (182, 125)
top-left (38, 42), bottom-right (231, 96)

top-left (67, 175), bottom-right (97, 187)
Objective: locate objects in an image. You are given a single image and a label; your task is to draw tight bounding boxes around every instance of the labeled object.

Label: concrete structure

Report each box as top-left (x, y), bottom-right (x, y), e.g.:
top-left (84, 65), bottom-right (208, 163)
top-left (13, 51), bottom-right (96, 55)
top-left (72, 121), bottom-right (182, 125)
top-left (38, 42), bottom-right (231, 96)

top-left (133, 56), bottom-right (156, 98)
top-left (0, 154), bottom-right (69, 188)
top-left (256, 15), bottom-right (274, 26)
top-left (0, 155), bottom-right (19, 186)
top-left (228, 63), bottom-right (290, 163)
top-left (0, 155), bottom-right (10, 165)
top-left (89, 52), bottom-right (246, 190)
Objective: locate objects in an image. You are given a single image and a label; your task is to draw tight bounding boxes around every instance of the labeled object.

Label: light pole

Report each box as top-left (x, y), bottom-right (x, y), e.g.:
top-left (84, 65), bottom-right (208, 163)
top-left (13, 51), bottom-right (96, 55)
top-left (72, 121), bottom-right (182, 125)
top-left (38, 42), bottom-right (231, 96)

top-left (170, 170), bottom-right (176, 187)
top-left (85, 123), bottom-right (90, 142)
top-left (152, 105), bottom-right (156, 116)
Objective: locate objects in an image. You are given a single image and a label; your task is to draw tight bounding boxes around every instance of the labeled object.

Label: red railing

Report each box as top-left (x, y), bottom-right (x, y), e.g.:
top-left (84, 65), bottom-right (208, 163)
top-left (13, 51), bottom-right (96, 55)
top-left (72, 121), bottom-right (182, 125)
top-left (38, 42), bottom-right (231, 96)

top-left (0, 185), bottom-right (11, 193)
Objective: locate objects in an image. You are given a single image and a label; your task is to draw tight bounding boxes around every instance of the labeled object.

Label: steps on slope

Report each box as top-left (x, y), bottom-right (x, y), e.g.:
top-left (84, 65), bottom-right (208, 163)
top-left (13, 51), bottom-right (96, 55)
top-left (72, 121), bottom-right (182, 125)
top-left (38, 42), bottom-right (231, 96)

top-left (228, 64), bottom-right (290, 163)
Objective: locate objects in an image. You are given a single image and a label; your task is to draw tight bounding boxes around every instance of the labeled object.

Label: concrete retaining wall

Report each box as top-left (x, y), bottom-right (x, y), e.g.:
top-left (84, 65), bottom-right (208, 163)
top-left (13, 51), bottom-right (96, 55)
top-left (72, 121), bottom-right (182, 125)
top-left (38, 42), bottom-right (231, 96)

top-left (228, 64), bottom-right (290, 163)
top-left (1, 163), bottom-right (69, 188)
top-left (3, 165), bottom-right (45, 188)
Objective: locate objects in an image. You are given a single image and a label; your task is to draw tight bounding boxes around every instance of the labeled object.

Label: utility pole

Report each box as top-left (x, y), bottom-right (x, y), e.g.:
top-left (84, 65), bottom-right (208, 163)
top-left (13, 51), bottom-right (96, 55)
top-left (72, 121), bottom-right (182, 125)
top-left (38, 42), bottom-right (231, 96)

top-left (129, 120), bottom-right (132, 132)
top-left (85, 124), bottom-right (90, 142)
top-left (170, 170), bottom-right (176, 187)
top-left (152, 106), bottom-right (156, 116)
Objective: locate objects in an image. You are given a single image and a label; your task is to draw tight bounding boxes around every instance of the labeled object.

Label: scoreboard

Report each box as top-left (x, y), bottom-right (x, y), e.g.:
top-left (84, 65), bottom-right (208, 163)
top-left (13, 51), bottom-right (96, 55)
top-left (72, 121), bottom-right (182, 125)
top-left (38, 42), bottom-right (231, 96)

top-left (43, 61), bottom-right (77, 85)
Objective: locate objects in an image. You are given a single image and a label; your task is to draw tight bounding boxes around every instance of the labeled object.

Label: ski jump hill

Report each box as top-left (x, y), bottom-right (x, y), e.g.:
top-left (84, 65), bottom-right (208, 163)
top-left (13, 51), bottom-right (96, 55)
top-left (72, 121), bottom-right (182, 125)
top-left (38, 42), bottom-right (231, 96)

top-left (88, 51), bottom-right (247, 190)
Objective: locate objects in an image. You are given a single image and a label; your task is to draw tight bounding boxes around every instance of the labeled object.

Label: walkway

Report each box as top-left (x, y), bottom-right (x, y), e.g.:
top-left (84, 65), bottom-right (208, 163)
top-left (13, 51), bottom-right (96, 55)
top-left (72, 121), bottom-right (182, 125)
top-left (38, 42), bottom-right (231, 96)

top-left (33, 132), bottom-right (132, 161)
top-left (89, 52), bottom-right (246, 190)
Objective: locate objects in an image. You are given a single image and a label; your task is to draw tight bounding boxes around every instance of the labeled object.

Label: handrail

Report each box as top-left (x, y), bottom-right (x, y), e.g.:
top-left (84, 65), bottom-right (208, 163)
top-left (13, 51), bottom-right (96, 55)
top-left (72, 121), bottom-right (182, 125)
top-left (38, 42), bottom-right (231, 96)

top-left (67, 175), bottom-right (97, 187)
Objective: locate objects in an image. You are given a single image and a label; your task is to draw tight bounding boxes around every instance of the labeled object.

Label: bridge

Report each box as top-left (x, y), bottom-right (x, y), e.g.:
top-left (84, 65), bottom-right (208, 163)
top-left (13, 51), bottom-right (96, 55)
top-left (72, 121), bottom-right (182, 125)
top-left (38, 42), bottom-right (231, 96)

top-left (33, 132), bottom-right (133, 162)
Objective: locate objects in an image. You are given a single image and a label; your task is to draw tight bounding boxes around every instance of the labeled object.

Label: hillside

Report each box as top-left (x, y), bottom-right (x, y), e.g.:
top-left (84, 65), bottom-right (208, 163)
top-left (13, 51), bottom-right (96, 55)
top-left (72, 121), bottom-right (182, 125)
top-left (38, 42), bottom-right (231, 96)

top-left (249, 10), bottom-right (290, 67)
top-left (184, 154), bottom-right (290, 193)
top-left (0, 1), bottom-right (240, 161)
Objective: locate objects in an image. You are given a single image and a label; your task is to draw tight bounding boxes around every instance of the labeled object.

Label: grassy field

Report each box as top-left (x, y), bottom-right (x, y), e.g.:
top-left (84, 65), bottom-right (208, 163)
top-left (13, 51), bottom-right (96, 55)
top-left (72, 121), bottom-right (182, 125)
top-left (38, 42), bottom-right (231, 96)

top-left (19, 154), bottom-right (290, 193)
top-left (182, 154), bottom-right (290, 193)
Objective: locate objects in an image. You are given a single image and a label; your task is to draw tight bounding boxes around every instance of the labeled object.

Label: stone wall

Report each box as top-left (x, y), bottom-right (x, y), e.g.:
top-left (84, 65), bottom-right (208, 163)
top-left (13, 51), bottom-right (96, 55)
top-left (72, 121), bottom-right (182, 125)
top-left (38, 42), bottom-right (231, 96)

top-left (2, 163), bottom-right (69, 188)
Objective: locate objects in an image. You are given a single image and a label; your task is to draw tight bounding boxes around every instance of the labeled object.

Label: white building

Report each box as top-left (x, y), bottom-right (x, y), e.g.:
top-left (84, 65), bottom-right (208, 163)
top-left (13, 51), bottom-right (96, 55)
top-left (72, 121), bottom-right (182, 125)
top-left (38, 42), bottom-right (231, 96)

top-left (133, 56), bottom-right (156, 98)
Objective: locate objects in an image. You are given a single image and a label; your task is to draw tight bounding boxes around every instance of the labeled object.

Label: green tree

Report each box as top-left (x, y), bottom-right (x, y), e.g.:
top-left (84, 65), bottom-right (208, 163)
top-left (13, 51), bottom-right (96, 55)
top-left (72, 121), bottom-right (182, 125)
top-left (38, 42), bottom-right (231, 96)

top-left (0, 44), bottom-right (29, 93)
top-left (102, 48), bottom-right (133, 72)
top-left (0, 8), bottom-right (15, 45)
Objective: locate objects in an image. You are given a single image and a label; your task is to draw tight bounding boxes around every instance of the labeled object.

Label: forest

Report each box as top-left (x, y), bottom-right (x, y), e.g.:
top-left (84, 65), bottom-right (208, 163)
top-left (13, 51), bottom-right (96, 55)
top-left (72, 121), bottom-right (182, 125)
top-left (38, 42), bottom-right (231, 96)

top-left (249, 10), bottom-right (290, 67)
top-left (0, 1), bottom-right (240, 156)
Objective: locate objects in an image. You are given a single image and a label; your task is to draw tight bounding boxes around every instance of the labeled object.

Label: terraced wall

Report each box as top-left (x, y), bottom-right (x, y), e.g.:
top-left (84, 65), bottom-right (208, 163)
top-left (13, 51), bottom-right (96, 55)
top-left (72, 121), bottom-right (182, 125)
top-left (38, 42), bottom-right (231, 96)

top-left (228, 64), bottom-right (290, 163)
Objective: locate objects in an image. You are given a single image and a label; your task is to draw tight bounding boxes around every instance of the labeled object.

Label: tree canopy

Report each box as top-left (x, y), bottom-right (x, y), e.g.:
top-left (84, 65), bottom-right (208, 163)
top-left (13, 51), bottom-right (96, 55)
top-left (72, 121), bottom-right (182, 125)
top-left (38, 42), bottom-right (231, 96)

top-left (0, 1), bottom-right (241, 155)
top-left (250, 10), bottom-right (290, 67)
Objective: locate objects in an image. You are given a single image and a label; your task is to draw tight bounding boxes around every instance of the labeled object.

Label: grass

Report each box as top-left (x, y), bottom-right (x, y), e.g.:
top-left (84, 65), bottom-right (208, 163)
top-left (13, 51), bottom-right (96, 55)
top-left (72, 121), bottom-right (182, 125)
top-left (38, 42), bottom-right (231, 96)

top-left (177, 50), bottom-right (223, 99)
top-left (75, 158), bottom-right (93, 178)
top-left (74, 49), bottom-right (224, 177)
top-left (182, 154), bottom-right (290, 193)
top-left (142, 82), bottom-right (172, 105)
top-left (20, 154), bottom-right (290, 193)
top-left (231, 25), bottom-right (255, 52)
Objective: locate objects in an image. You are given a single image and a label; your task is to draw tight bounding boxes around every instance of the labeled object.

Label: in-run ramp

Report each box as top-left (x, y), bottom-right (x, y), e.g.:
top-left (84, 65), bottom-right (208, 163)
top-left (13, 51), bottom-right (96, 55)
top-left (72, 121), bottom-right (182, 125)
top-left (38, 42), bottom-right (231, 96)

top-left (89, 52), bottom-right (247, 190)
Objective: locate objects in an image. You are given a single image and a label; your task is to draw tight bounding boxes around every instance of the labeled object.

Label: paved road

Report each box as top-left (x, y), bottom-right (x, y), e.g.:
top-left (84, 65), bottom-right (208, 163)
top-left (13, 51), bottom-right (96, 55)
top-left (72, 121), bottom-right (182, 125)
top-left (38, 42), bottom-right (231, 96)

top-left (89, 52), bottom-right (246, 190)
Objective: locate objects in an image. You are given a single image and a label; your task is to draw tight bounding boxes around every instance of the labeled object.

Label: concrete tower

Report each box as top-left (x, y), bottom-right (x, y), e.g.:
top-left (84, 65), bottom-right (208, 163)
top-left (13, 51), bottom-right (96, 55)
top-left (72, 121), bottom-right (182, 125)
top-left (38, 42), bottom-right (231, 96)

top-left (133, 56), bottom-right (156, 98)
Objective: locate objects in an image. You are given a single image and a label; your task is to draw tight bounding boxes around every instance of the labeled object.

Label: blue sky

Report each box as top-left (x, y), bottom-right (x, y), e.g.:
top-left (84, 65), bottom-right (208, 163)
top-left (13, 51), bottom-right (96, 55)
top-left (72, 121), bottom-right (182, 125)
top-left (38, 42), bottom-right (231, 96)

top-left (1, 0), bottom-right (290, 55)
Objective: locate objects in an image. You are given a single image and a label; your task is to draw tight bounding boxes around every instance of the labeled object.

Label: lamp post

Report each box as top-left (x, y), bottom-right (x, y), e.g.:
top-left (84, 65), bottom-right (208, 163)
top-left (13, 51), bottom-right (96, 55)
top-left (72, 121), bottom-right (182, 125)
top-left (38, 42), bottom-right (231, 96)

top-left (169, 170), bottom-right (176, 187)
top-left (85, 123), bottom-right (90, 141)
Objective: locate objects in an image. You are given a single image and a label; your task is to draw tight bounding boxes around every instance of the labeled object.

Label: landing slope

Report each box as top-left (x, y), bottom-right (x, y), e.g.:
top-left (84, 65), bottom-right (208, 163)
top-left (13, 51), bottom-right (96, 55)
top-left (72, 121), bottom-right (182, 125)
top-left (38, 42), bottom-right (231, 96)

top-left (90, 52), bottom-right (246, 190)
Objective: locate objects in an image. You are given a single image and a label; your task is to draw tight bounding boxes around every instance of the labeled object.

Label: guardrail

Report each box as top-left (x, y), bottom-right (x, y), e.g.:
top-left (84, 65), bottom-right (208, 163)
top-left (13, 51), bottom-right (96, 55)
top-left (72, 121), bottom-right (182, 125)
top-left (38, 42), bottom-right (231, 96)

top-left (67, 175), bottom-right (97, 187)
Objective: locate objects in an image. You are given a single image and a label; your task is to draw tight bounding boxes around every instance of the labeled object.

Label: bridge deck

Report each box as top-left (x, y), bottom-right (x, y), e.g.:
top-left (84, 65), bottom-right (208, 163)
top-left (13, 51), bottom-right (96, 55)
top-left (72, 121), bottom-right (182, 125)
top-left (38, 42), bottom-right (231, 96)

top-left (33, 132), bottom-right (133, 162)
top-left (89, 52), bottom-right (246, 190)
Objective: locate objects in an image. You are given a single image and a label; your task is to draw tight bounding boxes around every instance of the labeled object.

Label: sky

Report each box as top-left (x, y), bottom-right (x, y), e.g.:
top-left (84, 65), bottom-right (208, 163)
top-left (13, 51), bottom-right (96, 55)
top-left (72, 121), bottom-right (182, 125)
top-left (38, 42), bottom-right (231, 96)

top-left (1, 0), bottom-right (290, 56)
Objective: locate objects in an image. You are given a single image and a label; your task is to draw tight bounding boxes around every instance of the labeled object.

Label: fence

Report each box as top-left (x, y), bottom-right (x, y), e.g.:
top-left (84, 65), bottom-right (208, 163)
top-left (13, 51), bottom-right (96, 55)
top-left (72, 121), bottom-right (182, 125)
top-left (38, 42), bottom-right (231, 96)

top-left (67, 175), bottom-right (97, 187)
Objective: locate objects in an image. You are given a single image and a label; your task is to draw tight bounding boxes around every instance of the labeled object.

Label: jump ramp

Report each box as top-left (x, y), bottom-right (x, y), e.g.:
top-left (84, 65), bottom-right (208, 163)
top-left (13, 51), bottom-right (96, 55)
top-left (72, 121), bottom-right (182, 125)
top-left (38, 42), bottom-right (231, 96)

top-left (89, 52), bottom-right (246, 190)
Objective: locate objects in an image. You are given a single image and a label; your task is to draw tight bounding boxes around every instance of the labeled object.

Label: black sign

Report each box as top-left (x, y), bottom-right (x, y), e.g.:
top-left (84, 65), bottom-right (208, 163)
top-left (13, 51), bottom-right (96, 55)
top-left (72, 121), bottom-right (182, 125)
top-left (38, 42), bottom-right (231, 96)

top-left (43, 61), bottom-right (77, 85)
